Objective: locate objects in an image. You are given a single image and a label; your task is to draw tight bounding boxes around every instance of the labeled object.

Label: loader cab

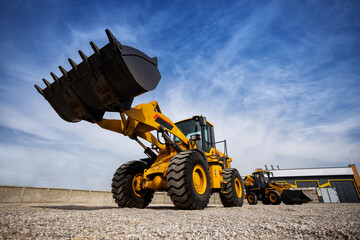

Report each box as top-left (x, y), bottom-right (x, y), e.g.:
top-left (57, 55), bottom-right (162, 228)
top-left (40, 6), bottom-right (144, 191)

top-left (252, 171), bottom-right (268, 189)
top-left (263, 172), bottom-right (270, 183)
top-left (175, 116), bottom-right (215, 153)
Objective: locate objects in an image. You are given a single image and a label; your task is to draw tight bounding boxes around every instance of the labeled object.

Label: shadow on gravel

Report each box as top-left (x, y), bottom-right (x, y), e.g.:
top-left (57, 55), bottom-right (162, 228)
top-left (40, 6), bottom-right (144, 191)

top-left (33, 205), bottom-right (222, 211)
top-left (147, 205), bottom-right (222, 210)
top-left (147, 206), bottom-right (176, 210)
top-left (33, 205), bottom-right (118, 211)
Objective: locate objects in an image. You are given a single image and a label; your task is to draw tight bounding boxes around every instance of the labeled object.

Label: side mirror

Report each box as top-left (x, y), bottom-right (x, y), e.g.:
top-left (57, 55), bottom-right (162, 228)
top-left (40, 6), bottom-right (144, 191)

top-left (190, 134), bottom-right (201, 141)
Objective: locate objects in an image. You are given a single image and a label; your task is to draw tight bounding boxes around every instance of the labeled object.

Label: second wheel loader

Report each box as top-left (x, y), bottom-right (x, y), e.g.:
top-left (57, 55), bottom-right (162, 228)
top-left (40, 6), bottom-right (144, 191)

top-left (244, 169), bottom-right (311, 205)
top-left (34, 29), bottom-right (244, 210)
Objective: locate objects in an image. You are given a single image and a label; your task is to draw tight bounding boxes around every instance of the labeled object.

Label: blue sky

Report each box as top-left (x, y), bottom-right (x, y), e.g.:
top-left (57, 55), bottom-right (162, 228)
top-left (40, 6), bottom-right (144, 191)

top-left (0, 0), bottom-right (359, 190)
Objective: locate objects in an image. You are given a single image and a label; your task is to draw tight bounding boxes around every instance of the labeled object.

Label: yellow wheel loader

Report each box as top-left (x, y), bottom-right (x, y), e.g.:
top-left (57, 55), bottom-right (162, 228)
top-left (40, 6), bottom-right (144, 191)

top-left (244, 169), bottom-right (311, 205)
top-left (34, 29), bottom-right (244, 210)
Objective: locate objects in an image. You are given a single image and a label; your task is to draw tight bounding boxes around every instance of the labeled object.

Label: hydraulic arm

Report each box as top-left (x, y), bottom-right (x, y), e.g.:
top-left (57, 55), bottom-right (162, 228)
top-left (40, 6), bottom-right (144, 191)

top-left (96, 100), bottom-right (196, 180)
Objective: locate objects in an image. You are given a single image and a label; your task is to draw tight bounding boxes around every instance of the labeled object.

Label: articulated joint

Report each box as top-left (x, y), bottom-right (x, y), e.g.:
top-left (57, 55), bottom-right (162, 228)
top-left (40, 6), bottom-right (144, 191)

top-left (146, 175), bottom-right (167, 191)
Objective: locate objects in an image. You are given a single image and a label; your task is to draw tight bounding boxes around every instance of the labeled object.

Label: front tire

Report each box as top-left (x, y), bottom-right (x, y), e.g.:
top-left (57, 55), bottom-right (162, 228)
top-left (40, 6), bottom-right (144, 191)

top-left (247, 192), bottom-right (258, 205)
top-left (220, 168), bottom-right (244, 207)
top-left (166, 150), bottom-right (211, 210)
top-left (112, 161), bottom-right (154, 208)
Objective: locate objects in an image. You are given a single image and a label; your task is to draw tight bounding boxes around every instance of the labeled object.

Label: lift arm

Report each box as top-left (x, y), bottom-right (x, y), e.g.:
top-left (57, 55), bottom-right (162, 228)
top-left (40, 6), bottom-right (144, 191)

top-left (96, 101), bottom-right (190, 151)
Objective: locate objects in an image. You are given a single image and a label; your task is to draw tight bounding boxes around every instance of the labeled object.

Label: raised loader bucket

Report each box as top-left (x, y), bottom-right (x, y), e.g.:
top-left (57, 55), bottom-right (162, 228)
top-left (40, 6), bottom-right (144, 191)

top-left (281, 190), bottom-right (312, 205)
top-left (34, 29), bottom-right (161, 123)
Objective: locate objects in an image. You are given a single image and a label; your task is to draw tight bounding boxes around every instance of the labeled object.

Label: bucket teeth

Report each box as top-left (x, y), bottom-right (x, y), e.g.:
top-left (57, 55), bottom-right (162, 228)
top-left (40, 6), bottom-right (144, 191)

top-left (105, 29), bottom-right (122, 52)
top-left (34, 84), bottom-right (44, 96)
top-left (68, 58), bottom-right (78, 71)
top-left (105, 29), bottom-right (117, 43)
top-left (50, 72), bottom-right (59, 82)
top-left (78, 50), bottom-right (90, 67)
top-left (90, 41), bottom-right (100, 55)
top-left (59, 66), bottom-right (68, 77)
top-left (42, 78), bottom-right (51, 88)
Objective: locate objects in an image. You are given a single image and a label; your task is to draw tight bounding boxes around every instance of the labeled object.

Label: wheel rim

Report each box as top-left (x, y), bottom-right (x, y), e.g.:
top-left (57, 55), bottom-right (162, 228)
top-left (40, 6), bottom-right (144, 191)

top-left (248, 194), bottom-right (253, 203)
top-left (192, 164), bottom-right (207, 194)
top-left (132, 173), bottom-right (144, 197)
top-left (234, 178), bottom-right (243, 198)
top-left (269, 193), bottom-right (277, 203)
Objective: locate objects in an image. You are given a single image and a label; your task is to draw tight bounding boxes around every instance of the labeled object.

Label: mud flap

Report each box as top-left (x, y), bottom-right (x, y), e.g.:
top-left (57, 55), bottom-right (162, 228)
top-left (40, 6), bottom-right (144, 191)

top-left (281, 190), bottom-right (312, 204)
top-left (35, 29), bottom-right (161, 123)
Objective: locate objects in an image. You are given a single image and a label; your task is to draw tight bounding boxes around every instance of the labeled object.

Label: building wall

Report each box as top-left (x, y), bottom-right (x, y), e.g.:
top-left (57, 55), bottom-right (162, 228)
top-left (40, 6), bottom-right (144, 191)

top-left (349, 164), bottom-right (360, 192)
top-left (272, 176), bottom-right (360, 203)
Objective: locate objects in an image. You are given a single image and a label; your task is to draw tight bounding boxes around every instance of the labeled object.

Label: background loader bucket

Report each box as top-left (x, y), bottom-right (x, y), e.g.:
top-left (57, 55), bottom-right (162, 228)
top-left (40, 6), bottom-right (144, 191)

top-left (34, 29), bottom-right (161, 123)
top-left (281, 190), bottom-right (312, 204)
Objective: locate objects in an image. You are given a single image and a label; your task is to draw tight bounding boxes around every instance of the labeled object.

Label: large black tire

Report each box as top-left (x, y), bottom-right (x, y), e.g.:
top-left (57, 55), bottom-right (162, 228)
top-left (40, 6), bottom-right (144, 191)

top-left (112, 161), bottom-right (154, 208)
top-left (166, 150), bottom-right (211, 210)
top-left (268, 190), bottom-right (281, 205)
top-left (247, 192), bottom-right (258, 205)
top-left (220, 168), bottom-right (244, 207)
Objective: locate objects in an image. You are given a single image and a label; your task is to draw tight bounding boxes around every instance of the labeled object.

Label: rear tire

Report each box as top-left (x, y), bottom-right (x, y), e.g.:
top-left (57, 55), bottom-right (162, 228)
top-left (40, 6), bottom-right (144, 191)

top-left (268, 190), bottom-right (281, 205)
top-left (166, 150), bottom-right (211, 210)
top-left (112, 161), bottom-right (154, 208)
top-left (247, 192), bottom-right (258, 205)
top-left (220, 168), bottom-right (244, 207)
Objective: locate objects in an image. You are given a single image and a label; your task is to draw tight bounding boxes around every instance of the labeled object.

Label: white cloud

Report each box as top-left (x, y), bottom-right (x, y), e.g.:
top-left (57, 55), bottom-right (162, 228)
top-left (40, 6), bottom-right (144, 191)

top-left (155, 27), bottom-right (360, 175)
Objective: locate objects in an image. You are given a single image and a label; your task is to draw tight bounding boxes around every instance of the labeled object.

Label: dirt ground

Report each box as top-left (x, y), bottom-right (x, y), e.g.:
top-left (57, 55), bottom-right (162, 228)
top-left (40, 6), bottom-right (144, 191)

top-left (0, 203), bottom-right (359, 239)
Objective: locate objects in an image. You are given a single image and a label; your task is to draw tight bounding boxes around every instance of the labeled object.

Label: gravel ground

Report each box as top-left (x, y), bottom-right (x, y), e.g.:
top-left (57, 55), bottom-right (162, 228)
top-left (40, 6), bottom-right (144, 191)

top-left (0, 203), bottom-right (359, 239)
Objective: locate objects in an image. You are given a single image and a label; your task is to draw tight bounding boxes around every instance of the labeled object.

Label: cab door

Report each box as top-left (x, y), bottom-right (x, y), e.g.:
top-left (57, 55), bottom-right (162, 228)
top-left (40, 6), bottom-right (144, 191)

top-left (199, 117), bottom-right (215, 153)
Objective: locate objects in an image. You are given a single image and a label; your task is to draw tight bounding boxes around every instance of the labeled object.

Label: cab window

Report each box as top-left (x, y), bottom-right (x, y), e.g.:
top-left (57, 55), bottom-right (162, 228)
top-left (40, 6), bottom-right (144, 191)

top-left (175, 119), bottom-right (201, 138)
top-left (175, 119), bottom-right (204, 150)
top-left (175, 118), bottom-right (214, 153)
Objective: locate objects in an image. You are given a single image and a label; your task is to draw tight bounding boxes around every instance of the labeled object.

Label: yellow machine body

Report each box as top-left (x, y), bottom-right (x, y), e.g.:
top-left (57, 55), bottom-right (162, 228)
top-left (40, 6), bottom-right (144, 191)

top-left (97, 101), bottom-right (229, 192)
top-left (35, 29), bottom-right (244, 209)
